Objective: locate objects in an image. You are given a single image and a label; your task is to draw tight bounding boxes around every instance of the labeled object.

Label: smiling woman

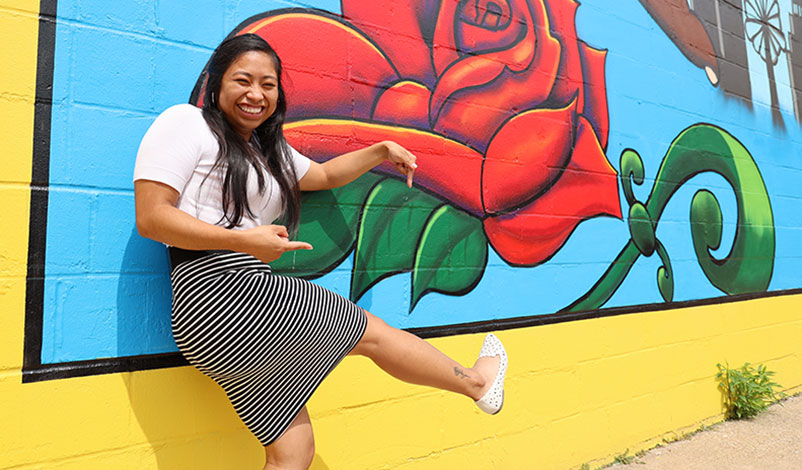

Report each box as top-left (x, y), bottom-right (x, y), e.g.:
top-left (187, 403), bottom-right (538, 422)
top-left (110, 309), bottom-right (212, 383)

top-left (132, 33), bottom-right (507, 470)
top-left (192, 36), bottom-right (302, 233)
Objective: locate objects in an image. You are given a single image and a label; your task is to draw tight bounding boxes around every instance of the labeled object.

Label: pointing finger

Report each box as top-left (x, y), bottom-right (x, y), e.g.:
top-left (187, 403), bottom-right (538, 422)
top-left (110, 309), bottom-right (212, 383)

top-left (285, 241), bottom-right (314, 251)
top-left (406, 166), bottom-right (415, 188)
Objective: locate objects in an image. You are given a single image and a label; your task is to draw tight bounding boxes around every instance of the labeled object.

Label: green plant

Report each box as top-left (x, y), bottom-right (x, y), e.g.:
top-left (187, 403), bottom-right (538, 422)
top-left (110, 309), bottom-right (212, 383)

top-left (612, 449), bottom-right (635, 465)
top-left (716, 362), bottom-right (787, 419)
top-left (579, 464), bottom-right (590, 470)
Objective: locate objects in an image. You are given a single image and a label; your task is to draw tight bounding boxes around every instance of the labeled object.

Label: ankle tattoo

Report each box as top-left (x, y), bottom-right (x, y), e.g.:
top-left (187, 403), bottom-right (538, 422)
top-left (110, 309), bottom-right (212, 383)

top-left (454, 367), bottom-right (470, 379)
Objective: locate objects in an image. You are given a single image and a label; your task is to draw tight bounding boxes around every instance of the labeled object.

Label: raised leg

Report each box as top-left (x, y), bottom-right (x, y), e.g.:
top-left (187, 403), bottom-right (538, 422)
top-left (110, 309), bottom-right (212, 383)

top-left (263, 406), bottom-right (315, 470)
top-left (349, 310), bottom-right (499, 401)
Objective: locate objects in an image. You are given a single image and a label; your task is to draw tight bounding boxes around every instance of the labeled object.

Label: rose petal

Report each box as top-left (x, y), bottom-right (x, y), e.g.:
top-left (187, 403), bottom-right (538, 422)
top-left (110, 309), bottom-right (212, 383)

top-left (342, 0), bottom-right (438, 87)
top-left (430, 0), bottom-right (561, 151)
top-left (482, 99), bottom-right (577, 214)
top-left (431, 0), bottom-right (542, 118)
top-left (284, 119), bottom-right (485, 215)
top-left (544, 0), bottom-right (584, 112)
top-left (455, 1), bottom-right (517, 56)
top-left (483, 116), bottom-right (622, 266)
top-left (429, 54), bottom-right (513, 125)
top-left (432, 0), bottom-right (463, 77)
top-left (578, 41), bottom-right (610, 149)
top-left (243, 12), bottom-right (398, 120)
top-left (372, 80), bottom-right (432, 130)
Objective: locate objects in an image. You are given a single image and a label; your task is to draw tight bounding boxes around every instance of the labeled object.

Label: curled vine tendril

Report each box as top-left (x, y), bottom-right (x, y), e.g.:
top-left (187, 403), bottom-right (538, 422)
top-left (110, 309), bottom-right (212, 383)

top-left (621, 148), bottom-right (645, 207)
top-left (655, 239), bottom-right (674, 302)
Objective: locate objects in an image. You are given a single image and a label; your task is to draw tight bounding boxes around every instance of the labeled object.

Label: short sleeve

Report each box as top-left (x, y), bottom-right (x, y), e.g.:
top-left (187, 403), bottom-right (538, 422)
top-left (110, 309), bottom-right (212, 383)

top-left (288, 145), bottom-right (312, 182)
top-left (134, 104), bottom-right (206, 193)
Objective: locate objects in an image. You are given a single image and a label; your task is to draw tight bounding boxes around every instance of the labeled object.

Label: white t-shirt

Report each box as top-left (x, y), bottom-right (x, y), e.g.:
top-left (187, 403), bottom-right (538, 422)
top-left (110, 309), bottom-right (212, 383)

top-left (134, 104), bottom-right (311, 230)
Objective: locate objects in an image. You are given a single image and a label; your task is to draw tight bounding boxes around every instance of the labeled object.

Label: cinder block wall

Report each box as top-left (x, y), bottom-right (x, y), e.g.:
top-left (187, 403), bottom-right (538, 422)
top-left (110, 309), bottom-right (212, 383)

top-left (3, 1), bottom-right (802, 469)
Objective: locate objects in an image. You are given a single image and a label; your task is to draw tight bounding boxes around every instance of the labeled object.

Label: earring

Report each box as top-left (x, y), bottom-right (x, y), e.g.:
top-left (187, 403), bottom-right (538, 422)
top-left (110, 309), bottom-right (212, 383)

top-left (210, 92), bottom-right (215, 104)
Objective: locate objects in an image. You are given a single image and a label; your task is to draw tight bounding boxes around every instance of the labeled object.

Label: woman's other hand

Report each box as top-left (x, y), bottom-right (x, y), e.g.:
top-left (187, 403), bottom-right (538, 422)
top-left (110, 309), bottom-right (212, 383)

top-left (383, 141), bottom-right (417, 188)
top-left (238, 224), bottom-right (313, 263)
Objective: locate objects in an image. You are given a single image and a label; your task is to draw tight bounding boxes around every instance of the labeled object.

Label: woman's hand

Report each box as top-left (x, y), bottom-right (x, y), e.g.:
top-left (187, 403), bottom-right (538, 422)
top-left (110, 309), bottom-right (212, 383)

top-left (383, 141), bottom-right (417, 188)
top-left (237, 224), bottom-right (313, 263)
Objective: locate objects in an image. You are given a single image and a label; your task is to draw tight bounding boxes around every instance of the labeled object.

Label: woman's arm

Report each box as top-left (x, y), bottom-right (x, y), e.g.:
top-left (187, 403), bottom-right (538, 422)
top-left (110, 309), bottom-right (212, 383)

top-left (135, 180), bottom-right (312, 263)
top-left (298, 140), bottom-right (417, 191)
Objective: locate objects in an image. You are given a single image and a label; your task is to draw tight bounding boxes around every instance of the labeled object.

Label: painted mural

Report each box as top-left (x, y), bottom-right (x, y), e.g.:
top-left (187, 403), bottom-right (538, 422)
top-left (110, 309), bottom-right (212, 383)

top-left (24, 0), bottom-right (800, 381)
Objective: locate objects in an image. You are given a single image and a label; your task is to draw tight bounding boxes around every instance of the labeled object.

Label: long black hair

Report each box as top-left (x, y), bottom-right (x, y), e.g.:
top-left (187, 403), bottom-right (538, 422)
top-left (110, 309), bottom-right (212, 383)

top-left (201, 33), bottom-right (301, 234)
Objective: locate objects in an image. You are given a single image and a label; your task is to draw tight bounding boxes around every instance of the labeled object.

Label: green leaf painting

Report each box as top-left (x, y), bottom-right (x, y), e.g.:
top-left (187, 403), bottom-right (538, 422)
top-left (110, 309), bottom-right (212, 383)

top-left (270, 172), bottom-right (383, 277)
top-left (273, 175), bottom-right (488, 308)
top-left (350, 178), bottom-right (443, 301)
top-left (412, 205), bottom-right (487, 310)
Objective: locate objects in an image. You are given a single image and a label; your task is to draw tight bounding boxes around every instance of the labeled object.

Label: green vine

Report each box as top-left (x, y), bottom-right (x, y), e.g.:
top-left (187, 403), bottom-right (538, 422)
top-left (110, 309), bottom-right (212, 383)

top-left (566, 124), bottom-right (775, 312)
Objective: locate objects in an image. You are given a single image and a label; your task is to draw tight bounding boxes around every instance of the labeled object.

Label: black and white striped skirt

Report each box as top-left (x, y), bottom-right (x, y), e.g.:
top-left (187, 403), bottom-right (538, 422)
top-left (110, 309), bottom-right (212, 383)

top-left (169, 250), bottom-right (367, 445)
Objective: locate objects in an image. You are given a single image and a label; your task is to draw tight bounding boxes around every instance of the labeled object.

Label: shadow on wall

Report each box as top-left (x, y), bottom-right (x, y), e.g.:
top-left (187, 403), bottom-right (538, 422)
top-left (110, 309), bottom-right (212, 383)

top-left (116, 227), bottom-right (332, 469)
top-left (115, 227), bottom-right (172, 357)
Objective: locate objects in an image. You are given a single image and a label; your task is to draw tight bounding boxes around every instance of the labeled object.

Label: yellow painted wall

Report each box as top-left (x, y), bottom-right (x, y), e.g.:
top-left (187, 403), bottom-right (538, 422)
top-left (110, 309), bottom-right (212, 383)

top-left (3, 2), bottom-right (801, 470)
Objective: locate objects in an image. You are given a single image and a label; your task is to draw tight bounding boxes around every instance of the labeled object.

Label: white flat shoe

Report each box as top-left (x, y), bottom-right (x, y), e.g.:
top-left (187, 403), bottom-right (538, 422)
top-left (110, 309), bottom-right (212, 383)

top-left (474, 333), bottom-right (507, 415)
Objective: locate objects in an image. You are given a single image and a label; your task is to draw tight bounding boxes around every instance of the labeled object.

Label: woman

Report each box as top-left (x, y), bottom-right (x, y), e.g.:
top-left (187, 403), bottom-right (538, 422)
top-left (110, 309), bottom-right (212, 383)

top-left (134, 34), bottom-right (507, 470)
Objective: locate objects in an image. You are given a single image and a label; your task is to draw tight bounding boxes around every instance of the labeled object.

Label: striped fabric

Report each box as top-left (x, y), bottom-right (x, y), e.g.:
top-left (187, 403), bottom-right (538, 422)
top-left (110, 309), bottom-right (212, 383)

top-left (170, 251), bottom-right (367, 445)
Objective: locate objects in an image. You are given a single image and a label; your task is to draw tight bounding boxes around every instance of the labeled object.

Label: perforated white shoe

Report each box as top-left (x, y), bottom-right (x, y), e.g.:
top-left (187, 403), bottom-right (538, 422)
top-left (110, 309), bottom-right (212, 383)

top-left (474, 333), bottom-right (507, 415)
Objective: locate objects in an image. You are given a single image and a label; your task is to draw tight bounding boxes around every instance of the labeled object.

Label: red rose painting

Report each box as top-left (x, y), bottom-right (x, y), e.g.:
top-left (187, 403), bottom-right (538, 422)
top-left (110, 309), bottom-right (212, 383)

top-left (206, 0), bottom-right (621, 267)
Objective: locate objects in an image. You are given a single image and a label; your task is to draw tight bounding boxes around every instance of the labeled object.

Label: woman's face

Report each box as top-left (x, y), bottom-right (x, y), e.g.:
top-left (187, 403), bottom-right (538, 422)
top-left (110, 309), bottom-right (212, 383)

top-left (217, 50), bottom-right (279, 140)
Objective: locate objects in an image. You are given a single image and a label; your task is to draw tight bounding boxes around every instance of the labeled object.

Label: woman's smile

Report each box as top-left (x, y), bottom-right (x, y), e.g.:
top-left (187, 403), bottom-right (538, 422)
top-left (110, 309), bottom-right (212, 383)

top-left (237, 103), bottom-right (265, 116)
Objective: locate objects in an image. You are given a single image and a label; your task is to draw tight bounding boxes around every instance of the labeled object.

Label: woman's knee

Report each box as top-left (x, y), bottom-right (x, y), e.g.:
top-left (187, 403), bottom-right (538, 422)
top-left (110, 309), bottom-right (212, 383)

top-left (265, 439), bottom-right (315, 470)
top-left (264, 408), bottom-right (316, 470)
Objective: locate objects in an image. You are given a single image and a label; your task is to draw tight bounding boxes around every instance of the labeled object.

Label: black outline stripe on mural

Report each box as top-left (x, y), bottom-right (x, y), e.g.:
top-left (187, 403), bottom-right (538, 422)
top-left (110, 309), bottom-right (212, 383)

top-left (24, 0), bottom-right (781, 383)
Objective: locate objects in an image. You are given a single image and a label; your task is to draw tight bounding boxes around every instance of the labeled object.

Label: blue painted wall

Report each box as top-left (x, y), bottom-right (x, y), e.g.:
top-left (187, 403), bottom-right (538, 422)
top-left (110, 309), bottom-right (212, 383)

top-left (39, 0), bottom-right (802, 365)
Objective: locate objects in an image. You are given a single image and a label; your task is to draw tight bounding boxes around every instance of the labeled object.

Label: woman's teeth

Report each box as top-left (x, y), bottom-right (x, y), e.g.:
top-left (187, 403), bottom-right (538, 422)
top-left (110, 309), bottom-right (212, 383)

top-left (238, 104), bottom-right (263, 115)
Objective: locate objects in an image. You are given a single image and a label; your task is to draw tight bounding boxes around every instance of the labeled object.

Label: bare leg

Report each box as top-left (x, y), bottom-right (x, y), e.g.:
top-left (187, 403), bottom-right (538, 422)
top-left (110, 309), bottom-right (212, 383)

top-left (349, 311), bottom-right (500, 401)
top-left (264, 407), bottom-right (315, 470)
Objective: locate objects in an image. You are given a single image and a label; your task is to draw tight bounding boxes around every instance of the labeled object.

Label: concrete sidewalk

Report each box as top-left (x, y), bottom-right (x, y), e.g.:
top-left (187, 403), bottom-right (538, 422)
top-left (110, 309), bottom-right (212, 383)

top-left (609, 394), bottom-right (802, 470)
